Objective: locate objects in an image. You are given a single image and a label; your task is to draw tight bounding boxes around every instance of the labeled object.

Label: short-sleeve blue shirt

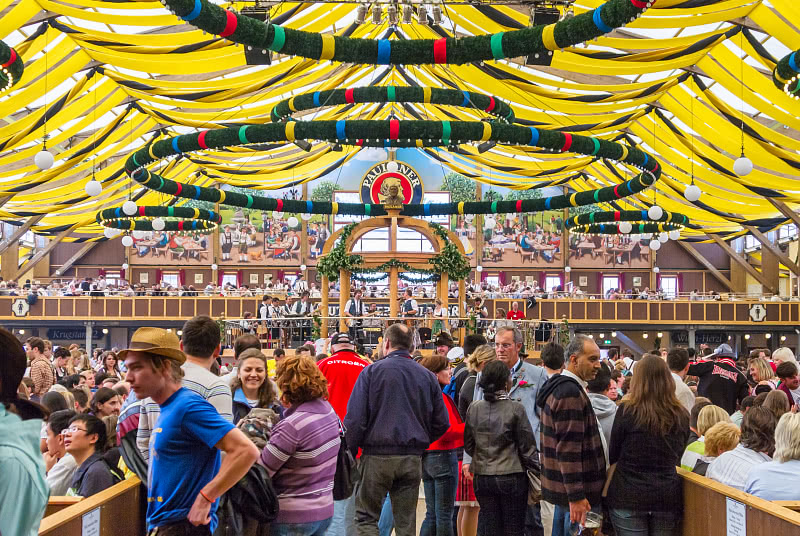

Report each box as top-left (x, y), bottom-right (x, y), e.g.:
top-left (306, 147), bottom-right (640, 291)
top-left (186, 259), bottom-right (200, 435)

top-left (147, 387), bottom-right (235, 532)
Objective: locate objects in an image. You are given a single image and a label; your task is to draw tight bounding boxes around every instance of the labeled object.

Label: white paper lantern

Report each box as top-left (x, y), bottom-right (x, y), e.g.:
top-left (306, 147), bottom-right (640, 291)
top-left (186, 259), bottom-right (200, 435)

top-left (653, 266), bottom-right (660, 274)
top-left (648, 205), bottom-right (663, 220)
top-left (386, 161), bottom-right (399, 172)
top-left (668, 229), bottom-right (681, 241)
top-left (618, 221), bottom-right (632, 234)
top-left (649, 239), bottom-right (661, 251)
top-left (152, 217), bottom-right (166, 231)
top-left (211, 263), bottom-right (218, 271)
top-left (34, 149), bottom-right (54, 170)
top-left (301, 213), bottom-right (312, 221)
top-left (658, 232), bottom-right (669, 243)
top-left (287, 216), bottom-right (299, 228)
top-left (132, 230), bottom-right (145, 240)
top-left (476, 265), bottom-right (483, 272)
top-left (273, 211), bottom-right (284, 219)
top-left (122, 200), bottom-right (138, 215)
top-left (122, 263), bottom-right (129, 270)
top-left (121, 235), bottom-right (133, 247)
top-left (103, 227), bottom-right (115, 239)
top-left (565, 266), bottom-right (572, 273)
top-left (733, 155), bottom-right (753, 176)
top-left (684, 184), bottom-right (701, 202)
top-left (300, 264), bottom-right (307, 271)
top-left (483, 216), bottom-right (496, 230)
top-left (85, 180), bottom-right (102, 197)
top-left (642, 233), bottom-right (652, 240)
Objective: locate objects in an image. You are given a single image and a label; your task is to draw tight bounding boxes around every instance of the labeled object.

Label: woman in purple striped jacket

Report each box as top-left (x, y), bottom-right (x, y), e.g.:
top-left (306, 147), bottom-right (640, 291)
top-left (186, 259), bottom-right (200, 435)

top-left (259, 355), bottom-right (341, 536)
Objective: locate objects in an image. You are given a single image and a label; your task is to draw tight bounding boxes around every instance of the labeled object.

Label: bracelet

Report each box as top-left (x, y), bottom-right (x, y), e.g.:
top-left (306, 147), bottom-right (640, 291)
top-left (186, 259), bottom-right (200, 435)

top-left (199, 490), bottom-right (214, 503)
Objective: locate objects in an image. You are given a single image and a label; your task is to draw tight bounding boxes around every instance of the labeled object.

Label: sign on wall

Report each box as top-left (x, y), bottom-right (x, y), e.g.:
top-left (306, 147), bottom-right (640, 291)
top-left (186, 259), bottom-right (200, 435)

top-left (47, 328), bottom-right (104, 341)
top-left (360, 160), bottom-right (424, 205)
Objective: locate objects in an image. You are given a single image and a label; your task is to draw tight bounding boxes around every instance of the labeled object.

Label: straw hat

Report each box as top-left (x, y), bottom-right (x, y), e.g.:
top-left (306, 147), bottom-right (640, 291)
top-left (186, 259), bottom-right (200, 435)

top-left (118, 327), bottom-right (186, 364)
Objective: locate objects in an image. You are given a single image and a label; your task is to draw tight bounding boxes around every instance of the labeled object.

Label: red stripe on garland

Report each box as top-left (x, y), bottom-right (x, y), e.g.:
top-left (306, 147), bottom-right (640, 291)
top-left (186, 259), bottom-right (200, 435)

top-left (276, 199), bottom-right (283, 212)
top-left (433, 38), bottom-right (447, 64)
top-left (178, 221), bottom-right (184, 231)
top-left (139, 207), bottom-right (145, 217)
top-left (1, 49), bottom-right (16, 68)
top-left (220, 10), bottom-right (238, 37)
top-left (389, 119), bottom-right (399, 140)
top-left (485, 96), bottom-right (496, 113)
top-left (356, 139), bottom-right (364, 146)
top-left (561, 133), bottom-right (573, 152)
top-left (176, 183), bottom-right (183, 196)
top-left (516, 200), bottom-right (522, 212)
top-left (614, 184), bottom-right (621, 198)
top-left (630, 0), bottom-right (647, 8)
top-left (345, 88), bottom-right (355, 103)
top-left (198, 130), bottom-right (208, 149)
top-left (614, 211), bottom-right (620, 221)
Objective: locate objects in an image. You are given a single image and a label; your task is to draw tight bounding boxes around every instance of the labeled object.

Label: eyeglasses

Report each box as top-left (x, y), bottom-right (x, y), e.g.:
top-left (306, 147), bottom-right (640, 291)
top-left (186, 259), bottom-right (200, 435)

top-left (496, 342), bottom-right (516, 349)
top-left (64, 425), bottom-right (87, 435)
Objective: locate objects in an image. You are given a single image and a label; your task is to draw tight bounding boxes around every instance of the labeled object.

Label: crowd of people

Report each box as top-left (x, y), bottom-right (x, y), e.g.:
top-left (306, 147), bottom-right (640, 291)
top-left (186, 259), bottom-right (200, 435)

top-left (3, 315), bottom-right (800, 536)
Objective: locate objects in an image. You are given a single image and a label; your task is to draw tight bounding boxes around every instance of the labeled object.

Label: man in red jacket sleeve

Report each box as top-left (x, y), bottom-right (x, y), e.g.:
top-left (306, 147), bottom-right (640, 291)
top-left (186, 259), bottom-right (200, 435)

top-left (317, 332), bottom-right (371, 536)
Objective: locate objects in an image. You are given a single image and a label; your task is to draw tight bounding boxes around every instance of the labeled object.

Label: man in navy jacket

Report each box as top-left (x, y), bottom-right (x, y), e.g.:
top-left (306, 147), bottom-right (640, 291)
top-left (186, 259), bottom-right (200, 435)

top-left (345, 322), bottom-right (449, 536)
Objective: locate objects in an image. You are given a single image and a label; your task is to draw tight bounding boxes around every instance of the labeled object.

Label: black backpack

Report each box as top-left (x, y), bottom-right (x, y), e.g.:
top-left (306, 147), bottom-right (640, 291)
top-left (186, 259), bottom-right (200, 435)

top-left (214, 464), bottom-right (279, 535)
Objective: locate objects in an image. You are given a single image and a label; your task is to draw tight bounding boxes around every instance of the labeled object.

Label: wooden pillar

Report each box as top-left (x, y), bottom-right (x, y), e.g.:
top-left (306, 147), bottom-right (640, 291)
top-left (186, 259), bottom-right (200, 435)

top-left (650, 250), bottom-right (657, 290)
top-left (300, 183), bottom-right (309, 267)
top-left (440, 273), bottom-right (449, 311)
top-left (458, 279), bottom-right (466, 343)
top-left (475, 182), bottom-right (483, 279)
top-left (390, 267), bottom-right (399, 320)
top-left (339, 270), bottom-right (350, 333)
top-left (1, 241), bottom-right (19, 281)
top-left (321, 274), bottom-right (330, 338)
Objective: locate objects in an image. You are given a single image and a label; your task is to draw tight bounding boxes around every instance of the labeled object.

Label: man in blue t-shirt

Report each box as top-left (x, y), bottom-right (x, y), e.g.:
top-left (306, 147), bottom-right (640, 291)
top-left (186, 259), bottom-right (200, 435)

top-left (120, 327), bottom-right (259, 535)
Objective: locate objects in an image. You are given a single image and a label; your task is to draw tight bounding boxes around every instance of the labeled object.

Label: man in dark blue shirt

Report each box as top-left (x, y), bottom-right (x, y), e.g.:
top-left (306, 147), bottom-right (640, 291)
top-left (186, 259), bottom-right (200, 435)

top-left (345, 323), bottom-right (449, 536)
top-left (121, 327), bottom-right (259, 535)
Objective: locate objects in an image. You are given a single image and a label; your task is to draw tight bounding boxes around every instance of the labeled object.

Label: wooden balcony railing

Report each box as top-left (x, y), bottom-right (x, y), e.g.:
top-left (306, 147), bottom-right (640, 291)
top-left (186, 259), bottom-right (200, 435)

top-left (2, 296), bottom-right (796, 325)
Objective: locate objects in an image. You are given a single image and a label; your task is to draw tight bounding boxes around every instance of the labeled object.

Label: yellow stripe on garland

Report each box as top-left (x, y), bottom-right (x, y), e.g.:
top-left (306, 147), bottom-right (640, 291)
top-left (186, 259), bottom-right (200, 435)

top-left (423, 87), bottom-right (432, 103)
top-left (288, 97), bottom-right (297, 112)
top-left (570, 193), bottom-right (579, 206)
top-left (331, 202), bottom-right (338, 214)
top-left (148, 144), bottom-right (157, 160)
top-left (542, 24), bottom-right (558, 51)
top-left (320, 35), bottom-right (336, 61)
top-left (619, 145), bottom-right (628, 161)
top-left (218, 190), bottom-right (226, 203)
top-left (457, 202), bottom-right (464, 214)
top-left (481, 122), bottom-right (492, 142)
top-left (285, 121), bottom-right (296, 142)
top-left (416, 139), bottom-right (423, 147)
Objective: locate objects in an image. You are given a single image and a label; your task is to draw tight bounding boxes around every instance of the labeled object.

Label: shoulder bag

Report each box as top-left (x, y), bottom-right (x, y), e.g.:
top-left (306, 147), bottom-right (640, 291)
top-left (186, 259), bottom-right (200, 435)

top-left (333, 420), bottom-right (360, 500)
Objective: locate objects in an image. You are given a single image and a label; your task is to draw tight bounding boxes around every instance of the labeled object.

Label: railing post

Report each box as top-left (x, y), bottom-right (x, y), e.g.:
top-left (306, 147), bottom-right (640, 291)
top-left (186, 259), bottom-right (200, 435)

top-left (84, 320), bottom-right (93, 357)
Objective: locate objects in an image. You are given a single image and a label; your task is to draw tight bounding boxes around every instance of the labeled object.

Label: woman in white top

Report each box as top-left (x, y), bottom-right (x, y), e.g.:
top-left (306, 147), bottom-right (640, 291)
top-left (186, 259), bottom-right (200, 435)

top-left (707, 407), bottom-right (776, 491)
top-left (745, 412), bottom-right (800, 500)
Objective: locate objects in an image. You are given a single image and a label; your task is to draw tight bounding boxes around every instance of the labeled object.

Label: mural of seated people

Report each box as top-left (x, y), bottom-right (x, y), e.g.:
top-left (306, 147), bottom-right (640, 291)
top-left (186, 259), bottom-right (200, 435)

top-left (568, 232), bottom-right (651, 269)
top-left (130, 231), bottom-right (211, 265)
top-left (307, 216), bottom-right (331, 261)
top-left (481, 210), bottom-right (564, 268)
top-left (217, 207), bottom-right (303, 265)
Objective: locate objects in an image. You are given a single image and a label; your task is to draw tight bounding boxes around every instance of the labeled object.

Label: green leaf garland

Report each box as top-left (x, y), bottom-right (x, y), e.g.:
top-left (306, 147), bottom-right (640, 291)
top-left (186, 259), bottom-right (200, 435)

top-left (0, 41), bottom-right (23, 94)
top-left (97, 205), bottom-right (222, 232)
top-left (773, 49), bottom-right (800, 99)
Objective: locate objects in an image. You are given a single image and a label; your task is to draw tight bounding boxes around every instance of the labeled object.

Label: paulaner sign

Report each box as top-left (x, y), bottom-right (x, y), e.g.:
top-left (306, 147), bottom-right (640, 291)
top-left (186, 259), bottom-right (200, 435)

top-left (360, 160), bottom-right (424, 205)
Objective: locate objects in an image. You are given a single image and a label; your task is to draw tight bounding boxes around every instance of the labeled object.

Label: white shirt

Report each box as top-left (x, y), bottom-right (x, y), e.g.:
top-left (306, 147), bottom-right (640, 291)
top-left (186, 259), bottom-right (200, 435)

top-left (790, 386), bottom-right (800, 407)
top-left (672, 372), bottom-right (695, 414)
top-left (745, 459), bottom-right (800, 500)
top-left (707, 444), bottom-right (771, 491)
top-left (46, 453), bottom-right (78, 496)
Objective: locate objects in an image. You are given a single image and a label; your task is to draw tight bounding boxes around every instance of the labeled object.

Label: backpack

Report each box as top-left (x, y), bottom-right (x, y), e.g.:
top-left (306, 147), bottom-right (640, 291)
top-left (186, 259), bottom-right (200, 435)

top-left (444, 365), bottom-right (469, 399)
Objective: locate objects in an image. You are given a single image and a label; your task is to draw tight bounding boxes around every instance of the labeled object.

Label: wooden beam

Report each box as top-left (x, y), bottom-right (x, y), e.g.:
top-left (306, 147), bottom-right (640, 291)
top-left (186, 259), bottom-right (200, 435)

top-left (767, 198), bottom-right (800, 228)
top-left (13, 223), bottom-right (82, 281)
top-left (676, 241), bottom-right (734, 291)
top-left (0, 215), bottom-right (45, 256)
top-left (52, 241), bottom-right (99, 277)
top-left (709, 235), bottom-right (777, 294)
top-left (744, 225), bottom-right (800, 277)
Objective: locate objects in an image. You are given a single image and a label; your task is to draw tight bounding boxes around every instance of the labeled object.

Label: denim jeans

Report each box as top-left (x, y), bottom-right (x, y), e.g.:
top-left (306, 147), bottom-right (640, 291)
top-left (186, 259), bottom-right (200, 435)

top-left (420, 450), bottom-right (458, 536)
top-left (326, 495), bottom-right (356, 536)
top-left (378, 493), bottom-right (394, 536)
top-left (272, 518), bottom-right (332, 536)
top-left (472, 473), bottom-right (528, 536)
top-left (551, 504), bottom-right (578, 536)
top-left (609, 508), bottom-right (682, 536)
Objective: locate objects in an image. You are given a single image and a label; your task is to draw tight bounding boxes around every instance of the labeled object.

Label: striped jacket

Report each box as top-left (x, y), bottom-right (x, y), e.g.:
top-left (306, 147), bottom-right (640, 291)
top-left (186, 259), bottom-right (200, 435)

top-left (260, 398), bottom-right (340, 524)
top-left (536, 374), bottom-right (606, 507)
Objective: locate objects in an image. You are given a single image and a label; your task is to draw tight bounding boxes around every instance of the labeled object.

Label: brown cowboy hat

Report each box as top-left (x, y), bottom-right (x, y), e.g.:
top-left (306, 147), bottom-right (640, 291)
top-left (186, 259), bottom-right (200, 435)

top-left (118, 327), bottom-right (186, 364)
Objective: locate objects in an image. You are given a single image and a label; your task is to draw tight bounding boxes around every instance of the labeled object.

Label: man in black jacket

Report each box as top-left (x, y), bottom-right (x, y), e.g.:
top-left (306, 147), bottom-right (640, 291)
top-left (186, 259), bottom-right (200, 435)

top-left (687, 344), bottom-right (748, 415)
top-left (345, 323), bottom-right (449, 536)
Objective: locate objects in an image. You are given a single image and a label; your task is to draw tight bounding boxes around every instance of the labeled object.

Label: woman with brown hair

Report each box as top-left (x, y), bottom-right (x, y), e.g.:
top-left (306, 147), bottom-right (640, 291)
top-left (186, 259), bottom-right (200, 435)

top-left (707, 407), bottom-right (776, 491)
top-left (230, 348), bottom-right (282, 424)
top-left (606, 354), bottom-right (690, 536)
top-left (259, 355), bottom-right (340, 535)
top-left (762, 389), bottom-right (790, 421)
top-left (749, 357), bottom-right (777, 394)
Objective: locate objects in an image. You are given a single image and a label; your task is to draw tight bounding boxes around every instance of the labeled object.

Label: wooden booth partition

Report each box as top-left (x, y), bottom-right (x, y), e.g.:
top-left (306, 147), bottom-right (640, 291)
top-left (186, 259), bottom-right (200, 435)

top-left (39, 477), bottom-right (144, 536)
top-left (679, 469), bottom-right (800, 535)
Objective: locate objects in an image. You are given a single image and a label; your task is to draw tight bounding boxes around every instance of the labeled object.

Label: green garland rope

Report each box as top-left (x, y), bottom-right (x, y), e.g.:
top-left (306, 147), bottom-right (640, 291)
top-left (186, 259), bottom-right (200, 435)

top-left (570, 222), bottom-right (683, 235)
top-left (123, 119), bottom-right (661, 217)
top-left (0, 41), bottom-right (24, 94)
top-left (162, 0), bottom-right (652, 65)
top-left (96, 205), bottom-right (222, 232)
top-left (272, 87), bottom-right (515, 124)
top-left (773, 49), bottom-right (800, 99)
top-left (564, 209), bottom-right (689, 229)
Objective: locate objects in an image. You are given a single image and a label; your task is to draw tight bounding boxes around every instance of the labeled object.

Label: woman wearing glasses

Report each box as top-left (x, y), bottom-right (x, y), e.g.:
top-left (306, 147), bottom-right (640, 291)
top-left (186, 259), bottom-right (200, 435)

top-left (64, 414), bottom-right (120, 497)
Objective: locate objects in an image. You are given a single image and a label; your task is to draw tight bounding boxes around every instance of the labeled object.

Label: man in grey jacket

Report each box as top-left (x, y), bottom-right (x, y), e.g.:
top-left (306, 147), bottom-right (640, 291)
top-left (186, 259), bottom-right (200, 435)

top-left (586, 362), bottom-right (616, 461)
top-left (464, 326), bottom-right (548, 534)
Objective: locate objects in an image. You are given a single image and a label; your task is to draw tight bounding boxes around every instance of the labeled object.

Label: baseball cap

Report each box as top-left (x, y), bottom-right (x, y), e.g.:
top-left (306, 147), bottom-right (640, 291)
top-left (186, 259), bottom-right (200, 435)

top-left (330, 332), bottom-right (354, 347)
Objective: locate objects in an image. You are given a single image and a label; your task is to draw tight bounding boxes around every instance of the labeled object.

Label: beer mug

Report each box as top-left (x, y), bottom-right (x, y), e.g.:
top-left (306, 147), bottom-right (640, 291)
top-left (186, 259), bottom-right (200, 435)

top-left (570, 511), bottom-right (602, 536)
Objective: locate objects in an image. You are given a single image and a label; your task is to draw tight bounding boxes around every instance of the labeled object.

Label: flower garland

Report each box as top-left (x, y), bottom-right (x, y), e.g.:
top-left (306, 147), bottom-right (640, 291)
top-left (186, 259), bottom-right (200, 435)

top-left (564, 209), bottom-right (689, 229)
top-left (162, 0), bottom-right (652, 65)
top-left (0, 41), bottom-right (24, 94)
top-left (121, 119), bottom-right (660, 219)
top-left (773, 49), bottom-right (800, 99)
top-left (272, 87), bottom-right (515, 124)
top-left (96, 205), bottom-right (222, 232)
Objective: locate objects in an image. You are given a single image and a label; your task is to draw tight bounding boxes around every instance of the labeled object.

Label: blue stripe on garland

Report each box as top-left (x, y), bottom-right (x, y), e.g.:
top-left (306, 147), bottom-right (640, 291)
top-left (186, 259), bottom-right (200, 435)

top-left (172, 138), bottom-right (181, 153)
top-left (313, 92), bottom-right (321, 107)
top-left (377, 40), bottom-right (391, 65)
top-left (790, 52), bottom-right (798, 72)
top-left (183, 0), bottom-right (202, 21)
top-left (307, 201), bottom-right (313, 213)
top-left (529, 127), bottom-right (539, 146)
top-left (336, 120), bottom-right (346, 140)
top-left (462, 91), bottom-right (470, 107)
top-left (593, 7), bottom-right (613, 33)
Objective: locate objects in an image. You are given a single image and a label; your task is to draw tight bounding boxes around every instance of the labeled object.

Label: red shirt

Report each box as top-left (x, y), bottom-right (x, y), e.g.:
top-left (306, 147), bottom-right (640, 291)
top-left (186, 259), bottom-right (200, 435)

top-left (428, 393), bottom-right (464, 451)
top-left (507, 310), bottom-right (524, 320)
top-left (317, 349), bottom-right (370, 421)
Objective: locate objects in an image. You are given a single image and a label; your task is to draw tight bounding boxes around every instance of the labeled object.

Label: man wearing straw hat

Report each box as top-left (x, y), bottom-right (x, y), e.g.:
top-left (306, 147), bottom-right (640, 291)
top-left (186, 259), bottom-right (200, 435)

top-left (121, 327), bottom-right (259, 535)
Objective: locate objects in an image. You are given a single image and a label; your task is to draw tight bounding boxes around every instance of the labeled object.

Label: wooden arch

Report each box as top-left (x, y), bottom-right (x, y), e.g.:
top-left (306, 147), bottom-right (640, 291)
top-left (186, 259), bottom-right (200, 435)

top-left (320, 209), bottom-right (467, 336)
